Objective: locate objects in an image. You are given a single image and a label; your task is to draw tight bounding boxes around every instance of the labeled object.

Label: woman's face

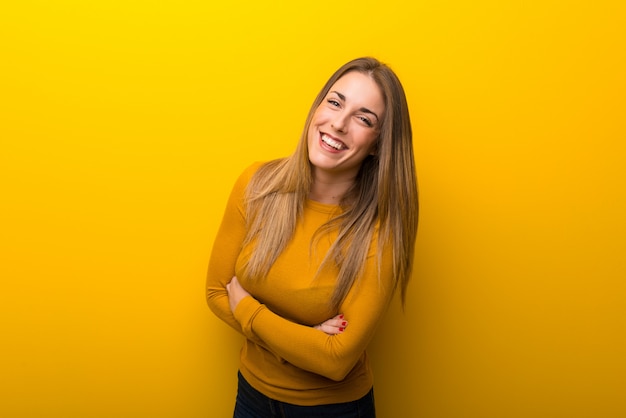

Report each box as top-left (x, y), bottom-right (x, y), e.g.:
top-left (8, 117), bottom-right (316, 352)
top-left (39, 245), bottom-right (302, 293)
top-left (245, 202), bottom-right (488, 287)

top-left (307, 71), bottom-right (384, 181)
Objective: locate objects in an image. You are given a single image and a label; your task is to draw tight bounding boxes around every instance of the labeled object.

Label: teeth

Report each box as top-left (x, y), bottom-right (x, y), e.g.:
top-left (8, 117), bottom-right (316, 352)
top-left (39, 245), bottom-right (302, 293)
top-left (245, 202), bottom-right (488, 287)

top-left (321, 134), bottom-right (345, 150)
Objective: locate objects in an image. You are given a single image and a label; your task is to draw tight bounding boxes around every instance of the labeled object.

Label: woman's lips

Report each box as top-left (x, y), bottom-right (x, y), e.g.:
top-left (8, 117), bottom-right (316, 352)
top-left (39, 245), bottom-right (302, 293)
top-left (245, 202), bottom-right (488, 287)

top-left (320, 133), bottom-right (347, 151)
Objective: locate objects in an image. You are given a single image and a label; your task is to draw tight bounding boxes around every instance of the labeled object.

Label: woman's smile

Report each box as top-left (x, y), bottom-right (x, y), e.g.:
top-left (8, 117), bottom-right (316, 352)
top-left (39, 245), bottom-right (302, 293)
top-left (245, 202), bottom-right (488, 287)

top-left (320, 132), bottom-right (348, 151)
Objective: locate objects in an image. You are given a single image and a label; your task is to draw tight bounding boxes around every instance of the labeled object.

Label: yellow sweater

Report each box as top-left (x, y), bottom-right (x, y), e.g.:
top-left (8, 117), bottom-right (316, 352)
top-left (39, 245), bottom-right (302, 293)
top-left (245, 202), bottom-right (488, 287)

top-left (206, 162), bottom-right (395, 406)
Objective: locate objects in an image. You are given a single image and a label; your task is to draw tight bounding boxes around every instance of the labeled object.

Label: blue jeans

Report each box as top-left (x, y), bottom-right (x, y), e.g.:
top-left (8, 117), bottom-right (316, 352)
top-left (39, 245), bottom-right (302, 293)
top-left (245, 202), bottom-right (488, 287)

top-left (234, 371), bottom-right (376, 418)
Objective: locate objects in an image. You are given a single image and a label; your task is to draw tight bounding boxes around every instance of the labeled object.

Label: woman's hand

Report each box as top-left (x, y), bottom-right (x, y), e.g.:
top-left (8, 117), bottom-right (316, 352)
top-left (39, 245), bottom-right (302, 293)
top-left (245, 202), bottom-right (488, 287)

top-left (314, 314), bottom-right (348, 335)
top-left (226, 276), bottom-right (251, 313)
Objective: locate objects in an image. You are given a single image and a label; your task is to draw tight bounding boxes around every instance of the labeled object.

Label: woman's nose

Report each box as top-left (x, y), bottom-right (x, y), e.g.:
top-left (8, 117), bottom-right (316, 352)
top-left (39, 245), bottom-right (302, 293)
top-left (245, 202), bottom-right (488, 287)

top-left (331, 113), bottom-right (348, 133)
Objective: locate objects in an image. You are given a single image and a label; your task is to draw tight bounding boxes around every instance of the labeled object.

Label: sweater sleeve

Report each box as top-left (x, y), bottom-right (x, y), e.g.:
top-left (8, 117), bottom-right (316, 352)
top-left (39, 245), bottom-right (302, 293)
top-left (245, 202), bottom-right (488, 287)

top-left (205, 163), bottom-right (268, 347)
top-left (233, 244), bottom-right (396, 382)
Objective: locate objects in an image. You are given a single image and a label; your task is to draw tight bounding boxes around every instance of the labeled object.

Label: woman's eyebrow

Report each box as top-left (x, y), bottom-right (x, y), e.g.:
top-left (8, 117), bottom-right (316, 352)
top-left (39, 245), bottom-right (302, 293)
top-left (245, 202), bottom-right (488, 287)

top-left (360, 107), bottom-right (379, 122)
top-left (330, 90), bottom-right (346, 101)
top-left (329, 90), bottom-right (380, 122)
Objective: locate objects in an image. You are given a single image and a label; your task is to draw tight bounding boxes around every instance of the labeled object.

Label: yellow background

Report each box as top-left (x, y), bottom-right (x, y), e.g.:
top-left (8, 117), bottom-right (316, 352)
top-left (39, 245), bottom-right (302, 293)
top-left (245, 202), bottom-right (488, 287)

top-left (1, 1), bottom-right (625, 417)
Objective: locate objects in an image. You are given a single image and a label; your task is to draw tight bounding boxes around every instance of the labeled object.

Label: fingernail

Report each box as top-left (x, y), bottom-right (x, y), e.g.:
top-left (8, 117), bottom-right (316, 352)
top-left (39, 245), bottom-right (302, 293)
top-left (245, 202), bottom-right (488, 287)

top-left (339, 328), bottom-right (344, 332)
top-left (339, 314), bottom-right (344, 319)
top-left (342, 321), bottom-right (347, 326)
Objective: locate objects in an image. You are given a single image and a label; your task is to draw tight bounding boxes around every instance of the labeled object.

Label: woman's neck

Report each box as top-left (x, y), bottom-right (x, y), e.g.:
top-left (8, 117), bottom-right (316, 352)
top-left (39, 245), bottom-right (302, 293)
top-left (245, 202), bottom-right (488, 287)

top-left (308, 171), bottom-right (355, 205)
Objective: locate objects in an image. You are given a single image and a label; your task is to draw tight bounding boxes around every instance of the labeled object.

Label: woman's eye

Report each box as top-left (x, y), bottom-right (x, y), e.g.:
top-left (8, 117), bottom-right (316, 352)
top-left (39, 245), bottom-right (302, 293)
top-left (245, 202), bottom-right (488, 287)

top-left (327, 99), bottom-right (340, 107)
top-left (359, 116), bottom-right (373, 127)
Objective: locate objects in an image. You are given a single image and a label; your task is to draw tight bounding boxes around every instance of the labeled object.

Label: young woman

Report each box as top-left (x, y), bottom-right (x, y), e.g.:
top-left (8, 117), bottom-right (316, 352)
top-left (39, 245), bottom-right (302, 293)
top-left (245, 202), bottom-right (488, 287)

top-left (206, 57), bottom-right (418, 417)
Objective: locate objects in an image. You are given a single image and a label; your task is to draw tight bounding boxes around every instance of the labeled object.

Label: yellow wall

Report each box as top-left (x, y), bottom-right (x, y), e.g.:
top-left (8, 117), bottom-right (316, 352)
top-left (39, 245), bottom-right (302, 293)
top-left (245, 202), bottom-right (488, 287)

top-left (1, 1), bottom-right (624, 417)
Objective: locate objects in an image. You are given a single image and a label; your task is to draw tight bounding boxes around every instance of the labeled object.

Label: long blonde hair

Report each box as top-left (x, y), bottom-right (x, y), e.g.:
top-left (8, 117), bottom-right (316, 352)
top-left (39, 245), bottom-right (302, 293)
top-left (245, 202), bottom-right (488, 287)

top-left (241, 57), bottom-right (418, 311)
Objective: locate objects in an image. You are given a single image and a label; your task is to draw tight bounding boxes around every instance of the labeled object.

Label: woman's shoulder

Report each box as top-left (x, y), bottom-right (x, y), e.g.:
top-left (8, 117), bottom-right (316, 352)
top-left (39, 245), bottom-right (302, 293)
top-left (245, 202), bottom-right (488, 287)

top-left (222, 162), bottom-right (264, 202)
top-left (233, 161), bottom-right (268, 187)
top-left (241, 161), bottom-right (266, 177)
top-left (238, 159), bottom-right (287, 189)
